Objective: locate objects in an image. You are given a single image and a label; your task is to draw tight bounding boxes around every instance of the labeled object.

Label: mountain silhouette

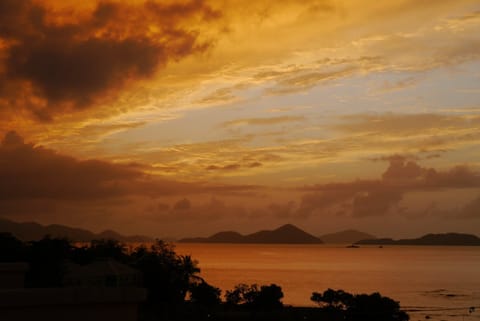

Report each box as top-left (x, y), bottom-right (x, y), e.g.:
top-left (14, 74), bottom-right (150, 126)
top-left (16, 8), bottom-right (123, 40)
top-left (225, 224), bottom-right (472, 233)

top-left (356, 233), bottom-right (480, 246)
top-left (179, 224), bottom-right (323, 244)
top-left (0, 218), bottom-right (152, 242)
top-left (319, 229), bottom-right (375, 244)
top-left (181, 231), bottom-right (245, 243)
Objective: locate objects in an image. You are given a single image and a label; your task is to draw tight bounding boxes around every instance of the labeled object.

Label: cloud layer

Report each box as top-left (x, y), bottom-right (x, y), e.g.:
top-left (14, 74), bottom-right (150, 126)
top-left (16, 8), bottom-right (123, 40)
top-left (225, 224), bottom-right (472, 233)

top-left (0, 0), bottom-right (220, 120)
top-left (0, 1), bottom-right (479, 237)
top-left (0, 131), bottom-right (258, 202)
top-left (297, 155), bottom-right (480, 218)
top-left (0, 131), bottom-right (143, 200)
top-left (1, 132), bottom-right (479, 237)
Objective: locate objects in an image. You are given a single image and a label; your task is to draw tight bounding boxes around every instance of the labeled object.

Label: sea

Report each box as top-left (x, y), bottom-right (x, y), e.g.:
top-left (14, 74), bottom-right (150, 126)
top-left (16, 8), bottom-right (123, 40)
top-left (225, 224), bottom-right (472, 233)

top-left (174, 243), bottom-right (480, 321)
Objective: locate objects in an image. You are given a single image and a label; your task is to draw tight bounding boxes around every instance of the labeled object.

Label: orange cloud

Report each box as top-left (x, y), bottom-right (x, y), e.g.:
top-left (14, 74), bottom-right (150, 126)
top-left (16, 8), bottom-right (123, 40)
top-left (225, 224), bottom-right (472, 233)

top-left (221, 116), bottom-right (305, 127)
top-left (335, 113), bottom-right (480, 135)
top-left (206, 161), bottom-right (262, 171)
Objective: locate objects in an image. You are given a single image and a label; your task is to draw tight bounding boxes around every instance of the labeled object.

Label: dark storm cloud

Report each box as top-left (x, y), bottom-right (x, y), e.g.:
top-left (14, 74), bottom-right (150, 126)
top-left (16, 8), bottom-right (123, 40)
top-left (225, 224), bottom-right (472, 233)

top-left (296, 189), bottom-right (360, 218)
top-left (0, 131), bottom-right (258, 204)
top-left (296, 156), bottom-right (480, 218)
top-left (381, 155), bottom-right (425, 180)
top-left (0, 131), bottom-right (142, 200)
top-left (0, 0), bottom-right (221, 120)
top-left (149, 197), bottom-right (249, 224)
top-left (399, 194), bottom-right (480, 220)
top-left (350, 189), bottom-right (403, 218)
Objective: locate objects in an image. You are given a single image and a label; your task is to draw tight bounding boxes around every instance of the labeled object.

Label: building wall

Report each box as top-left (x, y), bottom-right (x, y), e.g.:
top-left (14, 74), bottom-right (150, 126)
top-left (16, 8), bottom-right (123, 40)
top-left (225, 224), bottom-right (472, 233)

top-left (0, 263), bottom-right (28, 289)
top-left (0, 302), bottom-right (139, 321)
top-left (0, 286), bottom-right (147, 321)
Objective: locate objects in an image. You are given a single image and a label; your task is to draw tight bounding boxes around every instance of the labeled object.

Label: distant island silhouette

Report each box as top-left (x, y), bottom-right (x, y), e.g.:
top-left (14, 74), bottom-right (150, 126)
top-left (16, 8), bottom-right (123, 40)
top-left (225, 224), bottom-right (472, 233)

top-left (356, 233), bottom-right (480, 246)
top-left (0, 218), bottom-right (153, 242)
top-left (2, 217), bottom-right (479, 246)
top-left (180, 224), bottom-right (324, 244)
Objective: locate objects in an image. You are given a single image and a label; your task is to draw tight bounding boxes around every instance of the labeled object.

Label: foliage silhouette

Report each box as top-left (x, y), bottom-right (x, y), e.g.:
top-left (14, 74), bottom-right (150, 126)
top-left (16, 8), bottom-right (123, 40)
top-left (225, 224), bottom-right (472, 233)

top-left (225, 283), bottom-right (284, 309)
top-left (188, 280), bottom-right (222, 307)
top-left (311, 288), bottom-right (353, 309)
top-left (131, 240), bottom-right (201, 304)
top-left (0, 234), bottom-right (206, 307)
top-left (225, 283), bottom-right (250, 306)
top-left (25, 236), bottom-right (72, 287)
top-left (311, 289), bottom-right (409, 321)
top-left (0, 232), bottom-right (25, 262)
top-left (71, 238), bottom-right (130, 265)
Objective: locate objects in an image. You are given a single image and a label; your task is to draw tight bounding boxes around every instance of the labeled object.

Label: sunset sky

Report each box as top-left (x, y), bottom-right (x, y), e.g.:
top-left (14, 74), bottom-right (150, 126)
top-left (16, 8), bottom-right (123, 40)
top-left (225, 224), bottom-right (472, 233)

top-left (1, 0), bottom-right (480, 238)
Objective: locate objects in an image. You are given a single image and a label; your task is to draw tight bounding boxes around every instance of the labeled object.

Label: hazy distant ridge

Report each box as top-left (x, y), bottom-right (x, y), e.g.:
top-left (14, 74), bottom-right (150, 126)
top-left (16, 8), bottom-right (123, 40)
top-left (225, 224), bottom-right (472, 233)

top-left (0, 218), bottom-right (153, 242)
top-left (180, 224), bottom-right (323, 244)
top-left (356, 233), bottom-right (480, 246)
top-left (319, 229), bottom-right (375, 244)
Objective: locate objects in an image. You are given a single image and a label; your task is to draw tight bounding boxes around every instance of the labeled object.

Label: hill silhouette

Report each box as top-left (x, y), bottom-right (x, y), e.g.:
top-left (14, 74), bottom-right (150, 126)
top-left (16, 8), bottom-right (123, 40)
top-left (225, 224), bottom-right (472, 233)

top-left (356, 233), bottom-right (480, 246)
top-left (180, 224), bottom-right (323, 244)
top-left (319, 229), bottom-right (375, 244)
top-left (182, 231), bottom-right (245, 243)
top-left (0, 217), bottom-right (153, 242)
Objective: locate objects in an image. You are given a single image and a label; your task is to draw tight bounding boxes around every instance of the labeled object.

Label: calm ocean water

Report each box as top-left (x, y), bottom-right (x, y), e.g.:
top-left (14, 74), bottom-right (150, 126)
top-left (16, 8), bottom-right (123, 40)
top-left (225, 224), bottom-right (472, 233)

top-left (174, 243), bottom-right (480, 321)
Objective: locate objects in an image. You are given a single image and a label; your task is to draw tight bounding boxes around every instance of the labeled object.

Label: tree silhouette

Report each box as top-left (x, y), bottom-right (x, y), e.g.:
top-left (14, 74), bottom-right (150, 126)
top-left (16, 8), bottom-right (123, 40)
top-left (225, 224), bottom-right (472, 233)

top-left (253, 284), bottom-right (284, 309)
top-left (25, 236), bottom-right (72, 287)
top-left (311, 288), bottom-right (353, 309)
top-left (71, 239), bottom-right (130, 265)
top-left (132, 240), bottom-right (201, 304)
top-left (188, 280), bottom-right (222, 307)
top-left (347, 292), bottom-right (409, 321)
top-left (225, 283), bottom-right (284, 309)
top-left (311, 289), bottom-right (409, 321)
top-left (0, 232), bottom-right (25, 262)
